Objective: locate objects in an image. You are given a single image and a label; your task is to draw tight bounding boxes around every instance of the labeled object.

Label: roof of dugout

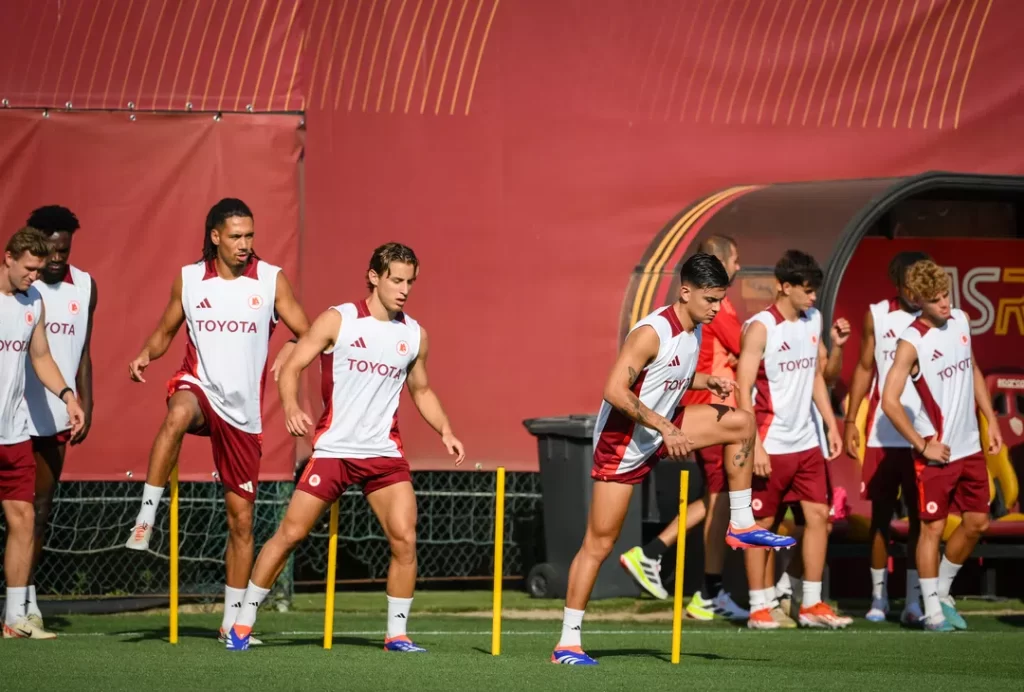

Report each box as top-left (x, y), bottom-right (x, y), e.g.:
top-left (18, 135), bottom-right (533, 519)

top-left (620, 171), bottom-right (1024, 344)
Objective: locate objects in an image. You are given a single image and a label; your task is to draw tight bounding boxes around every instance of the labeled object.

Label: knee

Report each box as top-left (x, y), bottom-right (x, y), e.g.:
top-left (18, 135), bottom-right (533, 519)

top-left (276, 519), bottom-right (309, 550)
top-left (582, 529), bottom-right (617, 561)
top-left (920, 519), bottom-right (945, 540)
top-left (963, 514), bottom-right (990, 537)
top-left (389, 525), bottom-right (417, 563)
top-left (803, 504), bottom-right (830, 528)
top-left (5, 502), bottom-right (35, 535)
top-left (163, 404), bottom-right (194, 434)
top-left (226, 512), bottom-right (254, 540)
top-left (730, 410), bottom-right (756, 441)
top-left (33, 494), bottom-right (55, 525)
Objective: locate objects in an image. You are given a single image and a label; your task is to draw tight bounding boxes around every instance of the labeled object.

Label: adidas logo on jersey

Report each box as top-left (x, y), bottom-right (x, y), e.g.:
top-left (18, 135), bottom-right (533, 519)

top-left (351, 337), bottom-right (367, 348)
top-left (931, 349), bottom-right (943, 361)
top-left (779, 342), bottom-right (791, 352)
top-left (196, 298), bottom-right (212, 309)
top-left (238, 481), bottom-right (254, 493)
top-left (669, 355), bottom-right (681, 367)
top-left (884, 329), bottom-right (897, 339)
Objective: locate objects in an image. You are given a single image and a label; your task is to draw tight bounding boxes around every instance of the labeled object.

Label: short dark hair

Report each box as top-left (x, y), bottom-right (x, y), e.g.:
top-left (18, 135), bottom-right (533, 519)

top-left (888, 251), bottom-right (932, 288)
top-left (6, 226), bottom-right (52, 259)
top-left (26, 205), bottom-right (79, 234)
top-left (679, 252), bottom-right (731, 290)
top-left (203, 198), bottom-right (253, 261)
top-left (367, 242), bottom-right (418, 290)
top-left (697, 235), bottom-right (736, 264)
top-left (775, 249), bottom-right (823, 290)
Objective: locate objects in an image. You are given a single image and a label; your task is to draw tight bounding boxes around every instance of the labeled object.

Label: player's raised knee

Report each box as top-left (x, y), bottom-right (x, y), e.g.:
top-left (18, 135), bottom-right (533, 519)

top-left (163, 401), bottom-right (196, 433)
top-left (724, 407), bottom-right (756, 442)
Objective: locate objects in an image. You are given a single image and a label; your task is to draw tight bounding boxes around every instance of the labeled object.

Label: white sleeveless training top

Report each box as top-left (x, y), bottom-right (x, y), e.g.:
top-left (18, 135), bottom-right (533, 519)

top-left (25, 265), bottom-right (92, 436)
top-left (175, 258), bottom-right (279, 434)
top-left (899, 309), bottom-right (980, 462)
top-left (864, 297), bottom-right (921, 448)
top-left (312, 300), bottom-right (421, 459)
top-left (593, 305), bottom-right (701, 476)
top-left (0, 286), bottom-right (43, 445)
top-left (747, 305), bottom-right (822, 456)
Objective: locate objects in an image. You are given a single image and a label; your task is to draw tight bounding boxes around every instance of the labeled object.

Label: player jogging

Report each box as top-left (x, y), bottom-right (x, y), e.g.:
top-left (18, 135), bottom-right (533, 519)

top-left (737, 250), bottom-right (852, 630)
top-left (20, 206), bottom-right (97, 631)
top-left (124, 199), bottom-right (310, 645)
top-left (1, 227), bottom-right (84, 639)
top-left (619, 235), bottom-right (749, 622)
top-left (881, 259), bottom-right (1001, 632)
top-left (552, 253), bottom-right (795, 666)
top-left (224, 243), bottom-right (465, 652)
top-left (844, 251), bottom-right (931, 625)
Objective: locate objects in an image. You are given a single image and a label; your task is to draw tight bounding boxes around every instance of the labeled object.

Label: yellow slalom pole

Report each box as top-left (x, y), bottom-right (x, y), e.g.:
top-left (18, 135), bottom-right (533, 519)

top-left (671, 469), bottom-right (689, 664)
top-left (323, 500), bottom-right (340, 650)
top-left (169, 466), bottom-right (179, 645)
top-left (491, 466), bottom-right (506, 656)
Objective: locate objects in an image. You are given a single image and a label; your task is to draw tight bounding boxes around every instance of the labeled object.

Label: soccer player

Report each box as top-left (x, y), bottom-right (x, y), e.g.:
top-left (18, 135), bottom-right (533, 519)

top-left (20, 206), bottom-right (97, 630)
top-left (224, 242), bottom-right (465, 652)
top-left (619, 235), bottom-right (749, 622)
top-left (552, 253), bottom-right (795, 666)
top-left (737, 250), bottom-right (852, 630)
top-left (124, 199), bottom-right (310, 644)
top-left (843, 251), bottom-right (931, 624)
top-left (881, 259), bottom-right (1001, 632)
top-left (1, 227), bottom-right (85, 639)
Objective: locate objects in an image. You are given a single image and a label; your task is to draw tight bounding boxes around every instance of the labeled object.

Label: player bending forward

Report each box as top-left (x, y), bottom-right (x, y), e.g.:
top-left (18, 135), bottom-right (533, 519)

top-left (125, 199), bottom-right (310, 645)
top-left (225, 243), bottom-right (465, 652)
top-left (844, 251), bottom-right (931, 624)
top-left (738, 250), bottom-right (852, 630)
top-left (881, 260), bottom-right (1001, 632)
top-left (1, 227), bottom-right (84, 639)
top-left (552, 253), bottom-right (795, 666)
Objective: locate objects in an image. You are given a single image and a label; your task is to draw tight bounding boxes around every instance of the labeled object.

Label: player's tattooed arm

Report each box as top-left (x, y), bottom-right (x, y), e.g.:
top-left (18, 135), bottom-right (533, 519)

top-left (603, 326), bottom-right (675, 436)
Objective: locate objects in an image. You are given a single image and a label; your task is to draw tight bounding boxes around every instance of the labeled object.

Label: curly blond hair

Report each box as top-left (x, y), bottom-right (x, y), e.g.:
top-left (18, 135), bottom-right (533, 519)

top-left (904, 259), bottom-right (950, 302)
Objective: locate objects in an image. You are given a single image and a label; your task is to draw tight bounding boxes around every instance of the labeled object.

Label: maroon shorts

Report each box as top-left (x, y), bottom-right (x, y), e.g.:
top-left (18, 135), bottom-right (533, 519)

top-left (296, 456), bottom-right (412, 501)
top-left (696, 445), bottom-right (726, 494)
top-left (171, 380), bottom-right (262, 503)
top-left (862, 446), bottom-right (916, 505)
top-left (0, 440), bottom-right (36, 503)
top-left (752, 447), bottom-right (829, 519)
top-left (914, 451), bottom-right (990, 521)
top-left (31, 430), bottom-right (72, 447)
top-left (591, 407), bottom-right (691, 485)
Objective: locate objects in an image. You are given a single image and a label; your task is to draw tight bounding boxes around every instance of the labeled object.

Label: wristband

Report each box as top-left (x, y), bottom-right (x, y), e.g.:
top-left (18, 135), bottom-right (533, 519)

top-left (58, 387), bottom-right (74, 403)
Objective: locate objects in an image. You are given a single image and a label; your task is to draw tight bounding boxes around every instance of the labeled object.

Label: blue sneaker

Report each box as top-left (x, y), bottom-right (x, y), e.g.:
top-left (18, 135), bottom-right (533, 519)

top-left (225, 626), bottom-right (250, 651)
top-left (940, 600), bottom-right (967, 630)
top-left (726, 523), bottom-right (797, 550)
top-left (384, 636), bottom-right (427, 652)
top-left (551, 647), bottom-right (598, 665)
top-left (923, 616), bottom-right (955, 632)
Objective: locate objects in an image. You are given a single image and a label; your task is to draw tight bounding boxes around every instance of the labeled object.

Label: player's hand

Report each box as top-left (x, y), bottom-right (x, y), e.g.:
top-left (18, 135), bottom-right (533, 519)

top-left (706, 376), bottom-right (735, 400)
top-left (441, 432), bottom-right (465, 465)
top-left (271, 341), bottom-right (297, 382)
top-left (988, 425), bottom-right (1004, 456)
top-left (726, 353), bottom-right (739, 369)
top-left (128, 353), bottom-right (150, 383)
top-left (831, 318), bottom-right (851, 348)
top-left (70, 406), bottom-right (92, 446)
top-left (661, 426), bottom-right (695, 460)
top-left (753, 447), bottom-right (771, 478)
top-left (922, 438), bottom-right (951, 464)
top-left (65, 396), bottom-right (86, 438)
top-left (843, 424), bottom-right (861, 460)
top-left (826, 428), bottom-right (842, 460)
top-left (284, 405), bottom-right (313, 437)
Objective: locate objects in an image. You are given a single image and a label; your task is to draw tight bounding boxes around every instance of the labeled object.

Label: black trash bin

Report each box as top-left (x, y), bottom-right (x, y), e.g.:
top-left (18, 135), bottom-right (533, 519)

top-left (522, 414), bottom-right (641, 600)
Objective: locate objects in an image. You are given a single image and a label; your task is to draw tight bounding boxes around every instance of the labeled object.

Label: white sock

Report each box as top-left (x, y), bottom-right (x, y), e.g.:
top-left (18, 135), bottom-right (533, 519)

top-left (775, 572), bottom-right (792, 598)
top-left (802, 581), bottom-right (822, 607)
top-left (386, 595), bottom-right (414, 639)
top-left (749, 589), bottom-right (766, 612)
top-left (921, 577), bottom-right (941, 620)
top-left (5, 587), bottom-right (28, 625)
top-left (870, 567), bottom-right (887, 601)
top-left (938, 557), bottom-right (961, 600)
top-left (906, 569), bottom-right (921, 608)
top-left (136, 483), bottom-right (164, 526)
top-left (761, 587), bottom-right (778, 609)
top-left (728, 489), bottom-right (755, 529)
top-left (221, 586), bottom-right (247, 633)
top-left (233, 581), bottom-right (271, 632)
top-left (26, 585), bottom-right (42, 618)
top-left (559, 607), bottom-right (585, 648)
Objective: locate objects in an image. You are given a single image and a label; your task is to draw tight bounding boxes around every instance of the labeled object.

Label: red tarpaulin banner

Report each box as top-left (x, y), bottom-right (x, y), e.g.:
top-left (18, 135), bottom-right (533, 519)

top-left (0, 110), bottom-right (303, 481)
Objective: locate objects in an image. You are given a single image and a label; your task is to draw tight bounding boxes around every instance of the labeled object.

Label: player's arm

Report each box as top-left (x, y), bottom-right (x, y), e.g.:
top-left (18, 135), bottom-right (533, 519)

top-left (406, 327), bottom-right (466, 464)
top-left (812, 352), bottom-right (842, 460)
top-left (129, 275), bottom-right (185, 382)
top-left (271, 271), bottom-right (313, 380)
top-left (30, 303), bottom-right (85, 435)
top-left (881, 340), bottom-right (949, 463)
top-left (278, 307), bottom-right (340, 437)
top-left (843, 309), bottom-right (875, 458)
top-left (972, 351), bottom-right (1003, 455)
top-left (70, 278), bottom-right (98, 444)
top-left (820, 317), bottom-right (850, 385)
top-left (689, 371), bottom-right (735, 401)
top-left (736, 321), bottom-right (771, 475)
